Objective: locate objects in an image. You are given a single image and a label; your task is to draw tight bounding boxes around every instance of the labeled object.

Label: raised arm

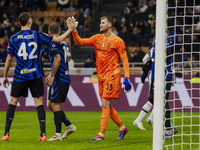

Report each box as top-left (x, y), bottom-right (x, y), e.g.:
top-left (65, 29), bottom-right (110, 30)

top-left (72, 30), bottom-right (91, 46)
top-left (52, 19), bottom-right (76, 43)
top-left (52, 29), bottom-right (73, 43)
top-left (66, 17), bottom-right (93, 46)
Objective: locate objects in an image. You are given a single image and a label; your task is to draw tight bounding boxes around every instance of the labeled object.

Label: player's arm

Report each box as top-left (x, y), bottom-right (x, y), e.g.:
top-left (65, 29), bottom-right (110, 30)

top-left (52, 19), bottom-right (76, 43)
top-left (45, 43), bottom-right (61, 87)
top-left (120, 51), bottom-right (130, 78)
top-left (67, 17), bottom-right (94, 46)
top-left (120, 51), bottom-right (132, 93)
top-left (72, 30), bottom-right (91, 46)
top-left (166, 46), bottom-right (182, 78)
top-left (51, 54), bottom-right (61, 77)
top-left (3, 54), bottom-right (13, 88)
top-left (52, 29), bottom-right (73, 43)
top-left (46, 54), bottom-right (61, 87)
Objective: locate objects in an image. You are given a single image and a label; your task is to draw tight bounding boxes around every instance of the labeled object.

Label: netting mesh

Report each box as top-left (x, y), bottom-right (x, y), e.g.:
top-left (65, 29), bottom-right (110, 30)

top-left (164, 0), bottom-right (200, 149)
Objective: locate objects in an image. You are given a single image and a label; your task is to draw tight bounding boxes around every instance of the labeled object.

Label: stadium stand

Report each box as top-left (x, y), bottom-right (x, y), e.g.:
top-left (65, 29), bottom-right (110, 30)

top-left (0, 0), bottom-right (198, 76)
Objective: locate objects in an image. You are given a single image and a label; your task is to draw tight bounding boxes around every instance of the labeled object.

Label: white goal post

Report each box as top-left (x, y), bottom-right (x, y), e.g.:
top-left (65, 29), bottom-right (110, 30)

top-left (153, 0), bottom-right (200, 150)
top-left (153, 0), bottom-right (166, 150)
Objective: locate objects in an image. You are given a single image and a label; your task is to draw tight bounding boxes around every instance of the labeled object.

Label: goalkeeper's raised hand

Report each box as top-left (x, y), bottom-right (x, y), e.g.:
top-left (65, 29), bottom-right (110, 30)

top-left (66, 16), bottom-right (78, 32)
top-left (121, 77), bottom-right (132, 93)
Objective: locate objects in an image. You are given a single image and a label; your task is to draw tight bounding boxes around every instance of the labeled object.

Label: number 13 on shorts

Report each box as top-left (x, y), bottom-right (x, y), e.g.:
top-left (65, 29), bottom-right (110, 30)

top-left (101, 74), bottom-right (121, 99)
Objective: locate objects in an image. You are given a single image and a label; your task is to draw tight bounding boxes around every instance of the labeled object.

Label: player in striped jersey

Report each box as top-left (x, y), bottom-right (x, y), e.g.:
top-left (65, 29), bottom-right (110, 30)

top-left (45, 23), bottom-right (76, 141)
top-left (0, 12), bottom-right (76, 141)
top-left (133, 15), bottom-right (181, 138)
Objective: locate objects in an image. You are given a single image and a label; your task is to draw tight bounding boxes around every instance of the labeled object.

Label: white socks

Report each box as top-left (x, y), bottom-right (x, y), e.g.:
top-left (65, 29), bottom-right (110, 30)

top-left (137, 101), bottom-right (153, 122)
top-left (98, 132), bottom-right (104, 137)
top-left (149, 109), bottom-right (154, 120)
top-left (119, 125), bottom-right (125, 131)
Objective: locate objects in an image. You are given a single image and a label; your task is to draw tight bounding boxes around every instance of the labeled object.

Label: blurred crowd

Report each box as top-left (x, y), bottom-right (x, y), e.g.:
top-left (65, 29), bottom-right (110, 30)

top-left (0, 0), bottom-right (199, 69)
top-left (167, 0), bottom-right (200, 67)
top-left (114, 0), bottom-right (200, 65)
top-left (0, 0), bottom-right (97, 64)
top-left (112, 0), bottom-right (156, 47)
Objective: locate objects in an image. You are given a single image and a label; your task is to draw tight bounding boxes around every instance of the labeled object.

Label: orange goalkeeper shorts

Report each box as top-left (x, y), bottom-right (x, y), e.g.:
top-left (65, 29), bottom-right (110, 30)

top-left (98, 73), bottom-right (121, 100)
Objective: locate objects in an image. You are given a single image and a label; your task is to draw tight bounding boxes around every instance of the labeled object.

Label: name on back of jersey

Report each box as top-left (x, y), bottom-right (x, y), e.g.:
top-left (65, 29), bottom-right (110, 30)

top-left (18, 34), bottom-right (34, 39)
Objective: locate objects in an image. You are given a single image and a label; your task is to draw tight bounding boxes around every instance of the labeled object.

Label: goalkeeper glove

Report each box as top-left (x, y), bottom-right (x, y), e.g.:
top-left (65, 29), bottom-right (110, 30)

top-left (121, 77), bottom-right (132, 93)
top-left (66, 16), bottom-right (78, 32)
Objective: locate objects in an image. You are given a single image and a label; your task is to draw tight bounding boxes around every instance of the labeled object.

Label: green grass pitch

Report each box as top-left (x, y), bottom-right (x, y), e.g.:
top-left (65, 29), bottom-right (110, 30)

top-left (0, 112), bottom-right (153, 150)
top-left (0, 112), bottom-right (199, 150)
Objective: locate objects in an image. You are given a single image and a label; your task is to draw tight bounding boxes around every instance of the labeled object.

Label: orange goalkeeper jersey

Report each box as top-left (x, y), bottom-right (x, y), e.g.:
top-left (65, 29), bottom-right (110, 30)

top-left (72, 31), bottom-right (130, 81)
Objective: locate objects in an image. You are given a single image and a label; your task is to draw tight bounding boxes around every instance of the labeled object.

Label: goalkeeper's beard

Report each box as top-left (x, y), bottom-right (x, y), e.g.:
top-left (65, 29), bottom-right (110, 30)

top-left (100, 27), bottom-right (108, 33)
top-left (100, 29), bottom-right (105, 33)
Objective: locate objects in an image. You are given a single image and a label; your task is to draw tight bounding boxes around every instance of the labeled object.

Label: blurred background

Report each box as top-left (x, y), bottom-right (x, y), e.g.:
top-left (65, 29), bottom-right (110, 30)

top-left (0, 0), bottom-right (199, 76)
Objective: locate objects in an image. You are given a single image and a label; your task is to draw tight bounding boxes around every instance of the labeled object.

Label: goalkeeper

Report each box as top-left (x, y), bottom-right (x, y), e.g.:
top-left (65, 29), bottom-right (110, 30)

top-left (133, 15), bottom-right (182, 139)
top-left (67, 16), bottom-right (131, 140)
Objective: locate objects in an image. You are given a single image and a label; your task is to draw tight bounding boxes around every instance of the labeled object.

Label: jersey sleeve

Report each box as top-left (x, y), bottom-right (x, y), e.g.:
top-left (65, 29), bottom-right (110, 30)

top-left (51, 43), bottom-right (60, 55)
top-left (61, 41), bottom-right (68, 47)
top-left (116, 38), bottom-right (126, 54)
top-left (118, 38), bottom-right (130, 78)
top-left (72, 30), bottom-right (97, 46)
top-left (39, 31), bottom-right (53, 44)
top-left (120, 51), bottom-right (130, 78)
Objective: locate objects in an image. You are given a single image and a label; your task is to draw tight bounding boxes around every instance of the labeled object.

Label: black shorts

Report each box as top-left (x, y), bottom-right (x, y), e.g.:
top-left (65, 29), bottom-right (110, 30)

top-left (48, 82), bottom-right (70, 103)
top-left (149, 78), bottom-right (172, 98)
top-left (149, 78), bottom-right (154, 96)
top-left (11, 78), bottom-right (44, 98)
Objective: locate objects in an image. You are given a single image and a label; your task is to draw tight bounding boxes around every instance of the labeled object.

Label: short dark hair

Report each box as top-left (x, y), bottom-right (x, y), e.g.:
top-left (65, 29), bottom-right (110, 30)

top-left (49, 23), bottom-right (60, 35)
top-left (18, 12), bottom-right (31, 26)
top-left (101, 16), bottom-right (113, 26)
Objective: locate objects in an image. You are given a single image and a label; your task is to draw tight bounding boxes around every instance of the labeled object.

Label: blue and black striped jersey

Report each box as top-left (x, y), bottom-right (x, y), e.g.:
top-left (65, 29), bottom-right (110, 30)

top-left (151, 34), bottom-right (173, 80)
top-left (49, 41), bottom-right (71, 84)
top-left (7, 29), bottom-right (53, 82)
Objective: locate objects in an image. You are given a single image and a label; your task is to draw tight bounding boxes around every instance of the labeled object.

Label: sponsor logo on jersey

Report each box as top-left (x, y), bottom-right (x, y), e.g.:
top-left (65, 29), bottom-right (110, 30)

top-left (107, 43), bottom-right (111, 48)
top-left (97, 48), bottom-right (108, 52)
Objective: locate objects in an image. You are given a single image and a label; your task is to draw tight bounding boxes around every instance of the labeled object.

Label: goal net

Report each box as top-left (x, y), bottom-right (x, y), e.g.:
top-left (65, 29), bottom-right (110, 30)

top-left (163, 0), bottom-right (200, 149)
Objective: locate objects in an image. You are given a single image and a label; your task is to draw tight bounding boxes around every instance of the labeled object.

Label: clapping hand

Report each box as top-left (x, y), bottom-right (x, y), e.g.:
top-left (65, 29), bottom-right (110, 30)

top-left (66, 16), bottom-right (79, 32)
